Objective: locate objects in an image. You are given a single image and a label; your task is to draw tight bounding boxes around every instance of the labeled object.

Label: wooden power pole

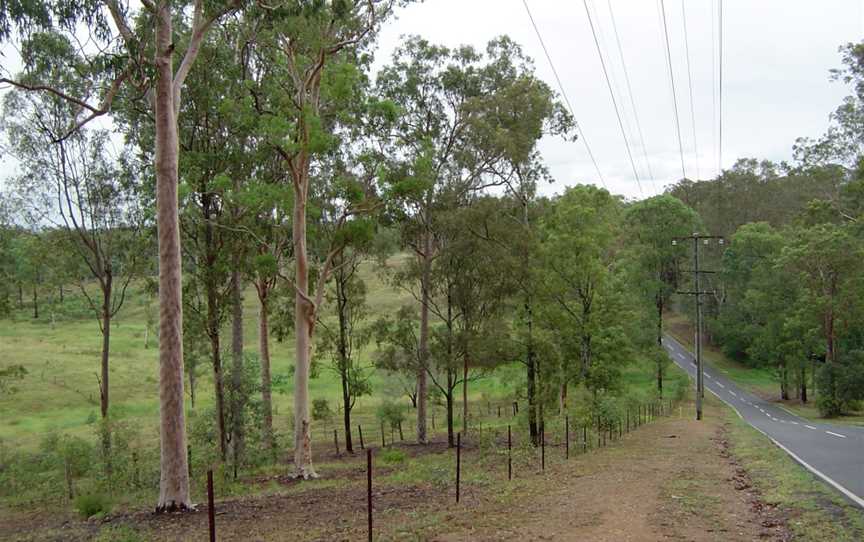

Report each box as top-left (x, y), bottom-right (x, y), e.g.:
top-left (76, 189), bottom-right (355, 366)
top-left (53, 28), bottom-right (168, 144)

top-left (673, 233), bottom-right (724, 421)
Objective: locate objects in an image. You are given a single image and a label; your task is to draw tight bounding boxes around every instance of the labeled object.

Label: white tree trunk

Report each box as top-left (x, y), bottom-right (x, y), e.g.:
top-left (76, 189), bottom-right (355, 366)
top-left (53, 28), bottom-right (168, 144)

top-left (155, 2), bottom-right (190, 510)
top-left (292, 193), bottom-right (317, 478)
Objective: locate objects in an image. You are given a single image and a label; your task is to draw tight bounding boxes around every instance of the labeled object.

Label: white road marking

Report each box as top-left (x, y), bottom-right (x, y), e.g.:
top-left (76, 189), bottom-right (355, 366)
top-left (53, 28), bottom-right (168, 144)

top-left (729, 391), bottom-right (737, 397)
top-left (826, 431), bottom-right (847, 439)
top-left (752, 428), bottom-right (864, 510)
top-left (716, 383), bottom-right (725, 389)
top-left (790, 421), bottom-right (799, 425)
top-left (663, 334), bottom-right (864, 510)
top-left (676, 353), bottom-right (685, 359)
top-left (805, 425), bottom-right (817, 430)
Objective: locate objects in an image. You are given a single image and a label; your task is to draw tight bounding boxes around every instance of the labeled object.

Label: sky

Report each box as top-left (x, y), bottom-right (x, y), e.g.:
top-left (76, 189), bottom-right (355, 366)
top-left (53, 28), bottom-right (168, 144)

top-left (1, 1), bottom-right (862, 201)
top-left (373, 0), bottom-right (864, 199)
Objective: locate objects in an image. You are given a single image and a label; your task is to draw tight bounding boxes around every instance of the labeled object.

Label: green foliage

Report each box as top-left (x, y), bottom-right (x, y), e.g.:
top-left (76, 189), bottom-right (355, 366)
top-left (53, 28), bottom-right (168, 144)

top-left (376, 400), bottom-right (407, 430)
top-left (312, 398), bottom-right (334, 423)
top-left (378, 448), bottom-right (406, 464)
top-left (0, 364), bottom-right (26, 395)
top-left (73, 492), bottom-right (112, 518)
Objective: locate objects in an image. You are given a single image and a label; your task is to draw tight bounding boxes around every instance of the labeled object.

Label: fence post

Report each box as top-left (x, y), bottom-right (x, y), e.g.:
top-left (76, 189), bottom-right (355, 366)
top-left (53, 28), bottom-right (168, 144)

top-left (582, 424), bottom-right (587, 453)
top-left (497, 405), bottom-right (501, 418)
top-left (366, 449), bottom-right (373, 542)
top-left (398, 420), bottom-right (404, 441)
top-left (187, 445), bottom-right (192, 478)
top-left (207, 469), bottom-right (216, 542)
top-left (541, 421), bottom-right (545, 471)
top-left (507, 425), bottom-right (512, 480)
top-left (65, 458), bottom-right (74, 499)
top-left (359, 425), bottom-right (365, 450)
top-left (380, 421), bottom-right (386, 448)
top-left (456, 432), bottom-right (461, 503)
top-left (565, 415), bottom-right (569, 460)
top-left (333, 429), bottom-right (340, 456)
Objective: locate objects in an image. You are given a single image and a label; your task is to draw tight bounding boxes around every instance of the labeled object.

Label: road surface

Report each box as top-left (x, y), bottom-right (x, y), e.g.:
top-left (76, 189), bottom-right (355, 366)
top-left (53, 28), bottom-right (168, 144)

top-left (663, 334), bottom-right (864, 508)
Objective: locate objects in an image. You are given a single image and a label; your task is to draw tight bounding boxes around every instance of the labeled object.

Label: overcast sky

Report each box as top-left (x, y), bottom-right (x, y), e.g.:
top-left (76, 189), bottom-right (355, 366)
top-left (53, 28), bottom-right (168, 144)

top-left (374, 0), bottom-right (864, 199)
top-left (1, 1), bottom-right (862, 201)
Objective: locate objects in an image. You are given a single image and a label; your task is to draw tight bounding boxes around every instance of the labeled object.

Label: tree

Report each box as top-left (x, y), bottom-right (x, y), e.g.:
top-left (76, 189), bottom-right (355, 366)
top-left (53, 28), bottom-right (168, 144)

top-left (437, 198), bottom-right (516, 437)
top-left (3, 70), bottom-right (148, 459)
top-left (0, 0), bottom-right (243, 510)
top-left (780, 224), bottom-right (864, 415)
top-left (377, 35), bottom-right (570, 445)
top-left (242, 0), bottom-right (402, 478)
top-left (540, 186), bottom-right (627, 406)
top-left (317, 250), bottom-right (372, 453)
top-left (624, 195), bottom-right (699, 396)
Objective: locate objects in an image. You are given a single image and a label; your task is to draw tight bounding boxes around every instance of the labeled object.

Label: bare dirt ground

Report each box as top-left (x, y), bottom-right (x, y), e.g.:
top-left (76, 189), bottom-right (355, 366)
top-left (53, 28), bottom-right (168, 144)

top-left (1, 408), bottom-right (789, 541)
top-left (432, 411), bottom-right (788, 542)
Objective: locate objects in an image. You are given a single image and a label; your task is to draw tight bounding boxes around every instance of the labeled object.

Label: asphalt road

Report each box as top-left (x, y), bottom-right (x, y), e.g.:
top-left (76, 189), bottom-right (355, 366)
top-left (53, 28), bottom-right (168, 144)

top-left (663, 334), bottom-right (864, 508)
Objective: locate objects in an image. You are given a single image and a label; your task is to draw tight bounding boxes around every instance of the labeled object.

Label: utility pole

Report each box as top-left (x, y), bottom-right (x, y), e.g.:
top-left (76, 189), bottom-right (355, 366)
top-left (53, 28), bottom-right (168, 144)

top-left (673, 233), bottom-right (724, 421)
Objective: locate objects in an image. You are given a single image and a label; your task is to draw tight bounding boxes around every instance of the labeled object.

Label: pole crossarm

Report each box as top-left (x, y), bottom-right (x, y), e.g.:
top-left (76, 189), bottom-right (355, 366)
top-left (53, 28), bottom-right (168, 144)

top-left (670, 232), bottom-right (725, 421)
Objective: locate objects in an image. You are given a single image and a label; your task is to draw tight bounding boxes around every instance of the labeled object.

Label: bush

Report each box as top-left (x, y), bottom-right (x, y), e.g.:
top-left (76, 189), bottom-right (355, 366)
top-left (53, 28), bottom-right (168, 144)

top-left (376, 400), bottom-right (407, 430)
top-left (378, 449), bottom-right (406, 464)
top-left (312, 398), bottom-right (333, 424)
top-left (74, 492), bottom-right (112, 518)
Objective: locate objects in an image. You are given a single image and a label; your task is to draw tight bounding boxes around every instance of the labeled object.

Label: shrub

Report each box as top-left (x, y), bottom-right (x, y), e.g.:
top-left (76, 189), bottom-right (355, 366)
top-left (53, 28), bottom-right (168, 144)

top-left (378, 449), bottom-right (406, 464)
top-left (376, 400), bottom-right (407, 430)
top-left (74, 492), bottom-right (112, 518)
top-left (312, 398), bottom-right (333, 424)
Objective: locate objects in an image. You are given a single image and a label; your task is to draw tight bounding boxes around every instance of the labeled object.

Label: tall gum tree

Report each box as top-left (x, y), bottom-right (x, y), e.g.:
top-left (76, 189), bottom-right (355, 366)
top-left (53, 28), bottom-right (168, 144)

top-left (623, 195), bottom-right (700, 396)
top-left (377, 35), bottom-right (570, 444)
top-left (243, 0), bottom-right (403, 478)
top-left (0, 0), bottom-right (242, 510)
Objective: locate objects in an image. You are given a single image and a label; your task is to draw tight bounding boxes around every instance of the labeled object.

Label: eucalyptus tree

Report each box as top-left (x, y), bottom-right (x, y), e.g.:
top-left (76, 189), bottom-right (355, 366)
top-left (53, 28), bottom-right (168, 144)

top-left (377, 35), bottom-right (569, 444)
top-left (540, 186), bottom-right (629, 406)
top-left (623, 195), bottom-right (699, 396)
top-left (780, 224), bottom-right (864, 415)
top-left (0, 0), bottom-right (244, 509)
top-left (3, 84), bottom-right (146, 451)
top-left (317, 248), bottom-right (372, 454)
top-left (243, 164), bottom-right (294, 455)
top-left (440, 197), bottom-right (518, 436)
top-left (169, 22), bottom-right (254, 463)
top-left (238, 0), bottom-right (403, 478)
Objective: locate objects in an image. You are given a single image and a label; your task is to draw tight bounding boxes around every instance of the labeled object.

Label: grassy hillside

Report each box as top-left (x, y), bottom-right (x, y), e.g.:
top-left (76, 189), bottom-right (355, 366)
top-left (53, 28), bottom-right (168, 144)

top-left (4, 255), bottom-right (663, 453)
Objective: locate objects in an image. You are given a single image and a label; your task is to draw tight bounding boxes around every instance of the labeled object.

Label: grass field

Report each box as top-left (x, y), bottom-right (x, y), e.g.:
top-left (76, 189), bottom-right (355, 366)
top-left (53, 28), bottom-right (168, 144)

top-left (0, 256), bottom-right (419, 449)
top-left (3, 263), bottom-right (862, 540)
top-left (1, 255), bottom-right (685, 457)
top-left (664, 311), bottom-right (864, 426)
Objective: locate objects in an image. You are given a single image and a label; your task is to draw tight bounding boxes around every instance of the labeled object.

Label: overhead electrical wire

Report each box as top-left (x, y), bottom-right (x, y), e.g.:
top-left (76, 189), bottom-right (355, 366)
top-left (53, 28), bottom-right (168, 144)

top-left (606, 0), bottom-right (657, 189)
top-left (718, 0), bottom-right (724, 176)
top-left (521, 0), bottom-right (608, 189)
top-left (658, 0), bottom-right (687, 180)
top-left (710, 0), bottom-right (718, 178)
top-left (681, 0), bottom-right (700, 180)
top-left (582, 0), bottom-right (643, 195)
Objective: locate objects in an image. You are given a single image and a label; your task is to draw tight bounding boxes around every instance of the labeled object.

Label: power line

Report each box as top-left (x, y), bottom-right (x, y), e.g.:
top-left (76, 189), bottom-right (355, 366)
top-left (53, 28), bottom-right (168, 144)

top-left (718, 0), bottom-right (724, 176)
top-left (681, 0), bottom-right (700, 180)
top-left (710, 0), bottom-right (718, 178)
top-left (606, 0), bottom-right (656, 189)
top-left (521, 0), bottom-right (608, 189)
top-left (659, 0), bottom-right (687, 180)
top-left (582, 0), bottom-right (643, 195)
